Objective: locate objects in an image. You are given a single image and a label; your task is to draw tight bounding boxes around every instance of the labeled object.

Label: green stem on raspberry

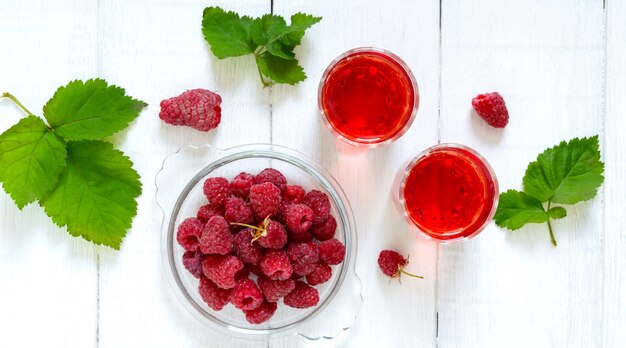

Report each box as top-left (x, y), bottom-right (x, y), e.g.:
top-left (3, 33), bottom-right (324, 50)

top-left (1, 92), bottom-right (34, 116)
top-left (400, 269), bottom-right (424, 279)
top-left (229, 222), bottom-right (263, 232)
top-left (547, 200), bottom-right (557, 247)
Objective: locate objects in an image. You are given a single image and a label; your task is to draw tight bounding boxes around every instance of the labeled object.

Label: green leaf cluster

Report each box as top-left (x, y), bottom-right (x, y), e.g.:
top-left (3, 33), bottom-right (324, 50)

top-left (0, 79), bottom-right (146, 249)
top-left (202, 6), bottom-right (321, 86)
top-left (493, 136), bottom-right (604, 246)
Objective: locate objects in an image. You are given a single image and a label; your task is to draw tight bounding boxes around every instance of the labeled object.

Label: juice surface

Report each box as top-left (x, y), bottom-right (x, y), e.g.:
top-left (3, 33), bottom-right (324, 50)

top-left (321, 51), bottom-right (415, 143)
top-left (403, 148), bottom-right (496, 240)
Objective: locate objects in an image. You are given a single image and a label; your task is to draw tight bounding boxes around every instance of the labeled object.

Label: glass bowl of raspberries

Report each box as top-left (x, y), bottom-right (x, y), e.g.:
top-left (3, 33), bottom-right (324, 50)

top-left (156, 144), bottom-right (361, 339)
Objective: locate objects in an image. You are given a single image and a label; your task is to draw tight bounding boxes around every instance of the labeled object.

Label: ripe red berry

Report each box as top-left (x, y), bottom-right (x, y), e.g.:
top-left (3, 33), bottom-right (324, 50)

top-left (230, 279), bottom-right (263, 311)
top-left (199, 216), bottom-right (233, 255)
top-left (282, 204), bottom-right (314, 234)
top-left (305, 262), bottom-right (332, 286)
top-left (244, 301), bottom-right (278, 324)
top-left (203, 177), bottom-right (231, 206)
top-left (233, 229), bottom-right (264, 265)
top-left (255, 168), bottom-right (287, 191)
top-left (176, 217), bottom-right (204, 252)
top-left (471, 92), bottom-right (509, 128)
top-left (231, 172), bottom-right (255, 199)
top-left (159, 89), bottom-right (222, 132)
top-left (199, 277), bottom-right (231, 311)
top-left (377, 250), bottom-right (423, 280)
top-left (284, 281), bottom-right (319, 309)
top-left (257, 276), bottom-right (296, 302)
top-left (255, 219), bottom-right (287, 249)
top-left (224, 196), bottom-right (254, 225)
top-left (287, 242), bottom-right (320, 276)
top-left (303, 190), bottom-right (331, 224)
top-left (202, 254), bottom-right (244, 289)
top-left (259, 250), bottom-right (293, 280)
top-left (182, 250), bottom-right (204, 279)
top-left (249, 182), bottom-right (281, 219)
top-left (282, 185), bottom-right (306, 204)
top-left (318, 238), bottom-right (346, 266)
top-left (196, 203), bottom-right (224, 223)
top-left (311, 215), bottom-right (337, 241)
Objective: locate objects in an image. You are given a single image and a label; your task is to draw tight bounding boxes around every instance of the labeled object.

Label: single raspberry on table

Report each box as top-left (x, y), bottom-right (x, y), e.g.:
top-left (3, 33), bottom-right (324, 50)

top-left (305, 262), bottom-right (332, 286)
top-left (377, 250), bottom-right (423, 280)
top-left (230, 279), bottom-right (263, 311)
top-left (284, 281), bottom-right (319, 309)
top-left (199, 216), bottom-right (233, 255)
top-left (224, 196), bottom-right (254, 225)
top-left (287, 242), bottom-right (319, 276)
top-left (471, 92), bottom-right (509, 128)
top-left (255, 168), bottom-right (287, 191)
top-left (176, 217), bottom-right (204, 251)
top-left (260, 250), bottom-right (293, 280)
top-left (249, 182), bottom-right (281, 219)
top-left (182, 250), bottom-right (205, 279)
top-left (282, 185), bottom-right (306, 204)
top-left (254, 218), bottom-right (287, 249)
top-left (199, 277), bottom-right (231, 311)
top-left (257, 276), bottom-right (296, 302)
top-left (159, 89), bottom-right (222, 131)
top-left (233, 229), bottom-right (264, 265)
top-left (202, 254), bottom-right (244, 289)
top-left (230, 172), bottom-right (255, 199)
top-left (303, 190), bottom-right (331, 224)
top-left (311, 215), bottom-right (337, 241)
top-left (196, 203), bottom-right (224, 223)
top-left (318, 238), bottom-right (345, 265)
top-left (245, 301), bottom-right (278, 324)
top-left (282, 204), bottom-right (315, 234)
top-left (203, 177), bottom-right (231, 206)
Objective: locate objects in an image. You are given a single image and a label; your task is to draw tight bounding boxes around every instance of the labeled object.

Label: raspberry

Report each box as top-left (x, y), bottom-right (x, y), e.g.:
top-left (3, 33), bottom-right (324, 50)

top-left (159, 89), bottom-right (222, 131)
top-left (224, 197), bottom-right (254, 225)
top-left (311, 215), bottom-right (337, 241)
top-left (255, 168), bottom-right (287, 191)
top-left (471, 92), bottom-right (509, 128)
top-left (182, 250), bottom-right (204, 279)
top-left (255, 219), bottom-right (287, 249)
top-left (199, 277), bottom-right (231, 311)
top-left (303, 190), bottom-right (331, 224)
top-left (233, 229), bottom-right (264, 265)
top-left (282, 204), bottom-right (314, 234)
top-left (287, 242), bottom-right (319, 276)
top-left (202, 254), bottom-right (244, 289)
top-left (176, 217), bottom-right (204, 251)
top-left (244, 301), bottom-right (277, 324)
top-left (282, 185), bottom-right (306, 204)
top-left (197, 203), bottom-right (224, 223)
top-left (318, 238), bottom-right (345, 265)
top-left (257, 276), bottom-right (296, 302)
top-left (377, 250), bottom-right (423, 280)
top-left (249, 182), bottom-right (281, 219)
top-left (259, 250), bottom-right (293, 280)
top-left (230, 172), bottom-right (255, 199)
top-left (203, 177), bottom-right (231, 206)
top-left (284, 281), bottom-right (319, 309)
top-left (305, 262), bottom-right (332, 286)
top-left (230, 279), bottom-right (263, 310)
top-left (199, 216), bottom-right (233, 255)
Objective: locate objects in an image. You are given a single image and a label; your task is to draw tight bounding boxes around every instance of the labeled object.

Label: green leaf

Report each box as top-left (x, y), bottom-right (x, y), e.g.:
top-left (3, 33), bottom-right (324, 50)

top-left (0, 116), bottom-right (67, 208)
top-left (202, 6), bottom-right (256, 58)
top-left (523, 136), bottom-right (604, 204)
top-left (256, 52), bottom-right (306, 85)
top-left (251, 13), bottom-right (321, 60)
top-left (40, 140), bottom-right (141, 249)
top-left (494, 190), bottom-right (550, 230)
top-left (547, 206), bottom-right (567, 220)
top-left (43, 79), bottom-right (147, 141)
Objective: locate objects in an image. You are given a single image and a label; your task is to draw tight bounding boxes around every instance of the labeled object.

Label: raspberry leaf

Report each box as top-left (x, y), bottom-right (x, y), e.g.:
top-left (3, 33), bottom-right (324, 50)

top-left (250, 13), bottom-right (321, 60)
top-left (522, 136), bottom-right (604, 204)
top-left (547, 206), bottom-right (567, 220)
top-left (256, 53), bottom-right (306, 85)
top-left (43, 79), bottom-right (147, 141)
top-left (40, 140), bottom-right (141, 249)
top-left (494, 190), bottom-right (549, 230)
top-left (202, 6), bottom-right (256, 58)
top-left (0, 116), bottom-right (67, 208)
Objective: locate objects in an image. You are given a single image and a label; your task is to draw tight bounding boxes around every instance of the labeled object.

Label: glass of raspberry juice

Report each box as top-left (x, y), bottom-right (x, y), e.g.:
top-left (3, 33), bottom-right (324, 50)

top-left (399, 144), bottom-right (498, 242)
top-left (318, 47), bottom-right (419, 146)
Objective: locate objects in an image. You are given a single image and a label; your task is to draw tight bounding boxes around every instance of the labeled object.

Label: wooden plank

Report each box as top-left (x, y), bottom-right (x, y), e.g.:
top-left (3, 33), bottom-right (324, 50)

top-left (603, 0), bottom-right (626, 346)
top-left (95, 0), bottom-right (272, 347)
top-left (270, 0), bottom-right (440, 346)
top-left (437, 0), bottom-right (605, 346)
top-left (0, 1), bottom-right (99, 347)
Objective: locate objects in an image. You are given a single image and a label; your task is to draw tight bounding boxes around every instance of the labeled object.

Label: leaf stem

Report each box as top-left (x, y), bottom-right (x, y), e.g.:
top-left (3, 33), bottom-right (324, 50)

top-left (400, 269), bottom-right (424, 279)
top-left (1, 92), bottom-right (34, 116)
top-left (547, 200), bottom-right (557, 247)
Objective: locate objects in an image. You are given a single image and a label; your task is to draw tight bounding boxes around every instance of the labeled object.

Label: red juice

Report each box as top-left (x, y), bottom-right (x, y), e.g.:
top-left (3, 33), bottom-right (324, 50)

top-left (400, 145), bottom-right (498, 241)
top-left (319, 48), bottom-right (418, 145)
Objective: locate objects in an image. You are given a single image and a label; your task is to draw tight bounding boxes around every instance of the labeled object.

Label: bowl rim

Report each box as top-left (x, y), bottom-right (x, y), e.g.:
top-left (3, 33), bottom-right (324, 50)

top-left (156, 143), bottom-right (360, 338)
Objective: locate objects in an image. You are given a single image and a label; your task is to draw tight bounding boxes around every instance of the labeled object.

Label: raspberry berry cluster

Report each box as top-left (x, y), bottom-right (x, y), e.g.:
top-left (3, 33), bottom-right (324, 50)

top-left (176, 168), bottom-right (346, 324)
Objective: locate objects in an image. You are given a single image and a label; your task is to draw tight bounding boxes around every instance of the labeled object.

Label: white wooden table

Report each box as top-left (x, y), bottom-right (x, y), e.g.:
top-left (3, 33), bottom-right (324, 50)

top-left (1, 0), bottom-right (624, 347)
